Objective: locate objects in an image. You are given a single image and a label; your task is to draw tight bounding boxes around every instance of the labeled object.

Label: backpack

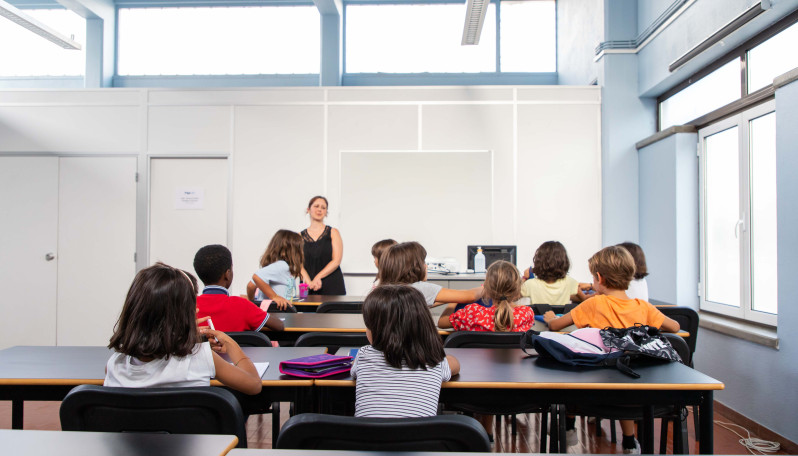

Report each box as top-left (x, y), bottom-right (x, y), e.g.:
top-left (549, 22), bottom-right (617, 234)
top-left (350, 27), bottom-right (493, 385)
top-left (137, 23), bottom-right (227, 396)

top-left (520, 325), bottom-right (682, 378)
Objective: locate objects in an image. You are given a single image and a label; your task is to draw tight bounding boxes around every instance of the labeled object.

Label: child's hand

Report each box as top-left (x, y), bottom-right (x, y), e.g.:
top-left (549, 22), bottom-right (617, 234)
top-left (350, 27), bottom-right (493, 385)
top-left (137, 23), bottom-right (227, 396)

top-left (272, 296), bottom-right (292, 310)
top-left (200, 328), bottom-right (227, 353)
top-left (543, 310), bottom-right (557, 324)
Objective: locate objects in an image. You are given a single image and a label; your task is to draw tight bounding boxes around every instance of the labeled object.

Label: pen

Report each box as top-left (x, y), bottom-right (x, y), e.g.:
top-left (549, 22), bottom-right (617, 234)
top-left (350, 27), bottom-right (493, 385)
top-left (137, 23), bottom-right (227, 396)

top-left (207, 318), bottom-right (219, 343)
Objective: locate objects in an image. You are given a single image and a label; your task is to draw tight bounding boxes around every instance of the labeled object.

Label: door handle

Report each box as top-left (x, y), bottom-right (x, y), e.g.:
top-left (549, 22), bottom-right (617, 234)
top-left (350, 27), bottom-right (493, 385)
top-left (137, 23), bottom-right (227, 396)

top-left (45, 252), bottom-right (55, 261)
top-left (734, 219), bottom-right (745, 239)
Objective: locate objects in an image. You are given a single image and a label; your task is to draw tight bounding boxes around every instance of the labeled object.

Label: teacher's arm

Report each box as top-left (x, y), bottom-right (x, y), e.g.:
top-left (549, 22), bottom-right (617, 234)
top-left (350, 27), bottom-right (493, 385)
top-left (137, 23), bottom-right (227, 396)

top-left (310, 227), bottom-right (344, 287)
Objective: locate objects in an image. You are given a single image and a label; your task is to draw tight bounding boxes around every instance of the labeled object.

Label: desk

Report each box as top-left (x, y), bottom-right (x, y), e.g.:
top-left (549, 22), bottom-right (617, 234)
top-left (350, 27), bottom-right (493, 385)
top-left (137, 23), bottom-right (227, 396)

top-left (0, 346), bottom-right (325, 429)
top-left (2, 429), bottom-right (238, 456)
top-left (272, 313), bottom-right (452, 343)
top-left (316, 348), bottom-right (723, 454)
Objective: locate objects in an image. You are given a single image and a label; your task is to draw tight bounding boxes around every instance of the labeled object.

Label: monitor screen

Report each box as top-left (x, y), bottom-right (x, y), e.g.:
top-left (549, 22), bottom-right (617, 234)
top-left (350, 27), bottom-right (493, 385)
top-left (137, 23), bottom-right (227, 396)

top-left (467, 245), bottom-right (517, 270)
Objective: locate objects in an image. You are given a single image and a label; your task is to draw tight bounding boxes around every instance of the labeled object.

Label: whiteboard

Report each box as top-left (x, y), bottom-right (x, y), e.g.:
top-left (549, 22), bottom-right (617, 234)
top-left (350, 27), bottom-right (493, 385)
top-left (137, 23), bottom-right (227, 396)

top-left (339, 151), bottom-right (493, 272)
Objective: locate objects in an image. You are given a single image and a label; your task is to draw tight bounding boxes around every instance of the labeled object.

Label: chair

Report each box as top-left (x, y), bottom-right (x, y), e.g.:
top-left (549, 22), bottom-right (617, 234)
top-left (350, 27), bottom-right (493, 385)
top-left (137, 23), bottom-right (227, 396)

top-left (227, 331), bottom-right (272, 347)
top-left (275, 413), bottom-right (491, 451)
top-left (294, 331), bottom-right (370, 354)
top-left (443, 331), bottom-right (554, 451)
top-left (60, 385), bottom-right (248, 448)
top-left (316, 302), bottom-right (363, 314)
top-left (659, 306), bottom-right (700, 440)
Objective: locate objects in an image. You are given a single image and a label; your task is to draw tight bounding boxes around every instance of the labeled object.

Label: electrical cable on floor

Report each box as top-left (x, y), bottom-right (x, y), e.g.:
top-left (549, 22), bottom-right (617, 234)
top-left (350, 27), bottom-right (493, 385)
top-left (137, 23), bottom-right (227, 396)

top-left (714, 421), bottom-right (781, 455)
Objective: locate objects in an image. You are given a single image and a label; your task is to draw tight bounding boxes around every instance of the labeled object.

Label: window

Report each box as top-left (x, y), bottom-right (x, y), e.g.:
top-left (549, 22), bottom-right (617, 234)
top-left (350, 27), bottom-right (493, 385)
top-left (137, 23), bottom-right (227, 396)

top-left (499, 0), bottom-right (556, 72)
top-left (0, 8), bottom-right (85, 77)
top-left (699, 101), bottom-right (777, 325)
top-left (659, 60), bottom-right (740, 130)
top-left (117, 6), bottom-right (319, 76)
top-left (747, 21), bottom-right (798, 93)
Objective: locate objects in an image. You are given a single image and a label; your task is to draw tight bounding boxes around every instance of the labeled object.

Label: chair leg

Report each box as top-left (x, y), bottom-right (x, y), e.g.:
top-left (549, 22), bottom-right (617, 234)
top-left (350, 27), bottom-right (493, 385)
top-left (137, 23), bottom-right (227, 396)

top-left (692, 405), bottom-right (700, 442)
top-left (271, 402), bottom-right (281, 443)
top-left (556, 405), bottom-right (567, 453)
top-left (676, 413), bottom-right (689, 454)
top-left (548, 405), bottom-right (560, 453)
top-left (660, 418), bottom-right (669, 454)
top-left (596, 417), bottom-right (602, 437)
top-left (610, 418), bottom-right (617, 442)
top-left (539, 409), bottom-right (549, 453)
top-left (511, 414), bottom-right (517, 435)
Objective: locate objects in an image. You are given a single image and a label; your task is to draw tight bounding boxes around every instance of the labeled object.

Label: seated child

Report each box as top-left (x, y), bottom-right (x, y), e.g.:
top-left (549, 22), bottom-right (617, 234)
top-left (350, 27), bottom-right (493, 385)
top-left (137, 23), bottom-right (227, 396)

top-left (521, 241), bottom-right (592, 305)
top-left (370, 238), bottom-right (397, 289)
top-left (376, 241), bottom-right (483, 325)
top-left (194, 244), bottom-right (284, 332)
top-left (618, 241), bottom-right (649, 301)
top-left (442, 260), bottom-right (535, 332)
top-left (105, 262), bottom-right (262, 395)
top-left (351, 284), bottom-right (460, 417)
top-left (247, 229), bottom-right (304, 310)
top-left (544, 246), bottom-right (679, 453)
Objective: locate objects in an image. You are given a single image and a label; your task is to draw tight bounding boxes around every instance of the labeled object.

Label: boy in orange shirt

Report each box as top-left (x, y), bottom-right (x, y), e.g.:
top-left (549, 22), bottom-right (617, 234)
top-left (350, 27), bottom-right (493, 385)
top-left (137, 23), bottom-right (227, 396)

top-left (544, 245), bottom-right (679, 453)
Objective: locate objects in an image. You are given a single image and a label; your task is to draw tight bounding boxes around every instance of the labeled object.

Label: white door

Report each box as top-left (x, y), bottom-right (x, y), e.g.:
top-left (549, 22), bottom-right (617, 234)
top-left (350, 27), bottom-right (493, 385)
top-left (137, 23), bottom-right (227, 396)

top-left (57, 157), bottom-right (138, 345)
top-left (149, 158), bottom-right (229, 277)
top-left (0, 157), bottom-right (59, 348)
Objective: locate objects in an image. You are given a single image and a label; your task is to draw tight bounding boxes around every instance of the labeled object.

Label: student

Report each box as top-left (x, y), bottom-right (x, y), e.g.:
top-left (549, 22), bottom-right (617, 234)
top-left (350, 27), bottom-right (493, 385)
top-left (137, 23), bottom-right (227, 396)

top-left (246, 230), bottom-right (304, 310)
top-left (193, 244), bottom-right (284, 332)
top-left (105, 262), bottom-right (262, 395)
top-left (376, 241), bottom-right (483, 325)
top-left (544, 246), bottom-right (679, 454)
top-left (521, 241), bottom-right (593, 305)
top-left (370, 238), bottom-right (397, 289)
top-left (618, 241), bottom-right (649, 301)
top-left (442, 260), bottom-right (535, 331)
top-left (351, 284), bottom-right (460, 417)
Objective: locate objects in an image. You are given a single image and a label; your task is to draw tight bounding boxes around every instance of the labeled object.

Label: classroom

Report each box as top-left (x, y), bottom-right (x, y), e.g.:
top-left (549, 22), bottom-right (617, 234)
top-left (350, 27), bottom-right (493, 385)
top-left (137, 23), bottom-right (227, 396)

top-left (1, 0), bottom-right (797, 454)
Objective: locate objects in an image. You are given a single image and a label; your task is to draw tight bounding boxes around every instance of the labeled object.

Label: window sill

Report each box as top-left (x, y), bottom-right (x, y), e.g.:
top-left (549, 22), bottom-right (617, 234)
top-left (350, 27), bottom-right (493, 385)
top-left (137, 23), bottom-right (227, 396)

top-left (698, 311), bottom-right (778, 349)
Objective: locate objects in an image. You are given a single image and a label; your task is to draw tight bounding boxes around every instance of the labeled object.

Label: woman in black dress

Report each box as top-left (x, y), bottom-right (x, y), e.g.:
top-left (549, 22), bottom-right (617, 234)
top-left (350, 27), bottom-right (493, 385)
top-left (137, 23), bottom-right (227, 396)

top-left (300, 196), bottom-right (346, 295)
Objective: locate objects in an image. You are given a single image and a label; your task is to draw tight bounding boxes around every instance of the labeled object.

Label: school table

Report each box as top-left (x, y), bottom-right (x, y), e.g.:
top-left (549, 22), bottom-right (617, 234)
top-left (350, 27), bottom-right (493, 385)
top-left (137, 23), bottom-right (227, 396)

top-left (315, 348), bottom-right (724, 454)
top-left (0, 346), bottom-right (325, 430)
top-left (241, 295), bottom-right (367, 313)
top-left (268, 313), bottom-right (453, 343)
top-left (2, 429), bottom-right (239, 456)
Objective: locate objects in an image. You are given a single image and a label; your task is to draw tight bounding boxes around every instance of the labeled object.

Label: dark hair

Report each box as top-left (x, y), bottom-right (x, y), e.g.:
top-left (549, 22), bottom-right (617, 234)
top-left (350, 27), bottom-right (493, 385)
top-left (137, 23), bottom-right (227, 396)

top-left (307, 195), bottom-right (329, 210)
top-left (371, 239), bottom-right (397, 262)
top-left (484, 260), bottom-right (522, 332)
top-left (193, 244), bottom-right (232, 286)
top-left (109, 262), bottom-right (200, 359)
top-left (259, 230), bottom-right (304, 277)
top-left (376, 241), bottom-right (427, 285)
top-left (588, 246), bottom-right (635, 291)
top-left (618, 242), bottom-right (648, 279)
top-left (532, 241), bottom-right (571, 283)
top-left (363, 285), bottom-right (445, 369)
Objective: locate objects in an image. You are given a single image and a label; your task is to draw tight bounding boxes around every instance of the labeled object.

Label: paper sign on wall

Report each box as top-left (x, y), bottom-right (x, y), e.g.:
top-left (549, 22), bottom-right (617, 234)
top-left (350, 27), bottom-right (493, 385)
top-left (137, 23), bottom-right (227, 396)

top-left (175, 188), bottom-right (204, 210)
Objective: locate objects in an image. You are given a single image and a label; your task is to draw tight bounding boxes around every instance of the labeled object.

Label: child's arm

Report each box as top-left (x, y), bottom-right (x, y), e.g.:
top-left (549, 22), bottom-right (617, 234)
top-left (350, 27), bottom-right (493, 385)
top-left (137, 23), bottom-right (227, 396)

top-left (544, 310), bottom-right (574, 331)
top-left (252, 275), bottom-right (291, 310)
top-left (262, 314), bottom-right (284, 331)
top-left (437, 303), bottom-right (457, 329)
top-left (246, 281), bottom-right (257, 301)
top-left (659, 316), bottom-right (680, 333)
top-left (446, 354), bottom-right (460, 376)
top-left (435, 286), bottom-right (483, 304)
top-left (570, 283), bottom-right (595, 303)
top-left (208, 331), bottom-right (262, 395)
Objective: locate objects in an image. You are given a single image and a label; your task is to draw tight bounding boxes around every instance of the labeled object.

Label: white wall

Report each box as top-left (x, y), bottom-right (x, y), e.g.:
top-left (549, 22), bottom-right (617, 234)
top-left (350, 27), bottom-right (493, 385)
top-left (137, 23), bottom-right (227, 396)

top-left (0, 86), bottom-right (602, 304)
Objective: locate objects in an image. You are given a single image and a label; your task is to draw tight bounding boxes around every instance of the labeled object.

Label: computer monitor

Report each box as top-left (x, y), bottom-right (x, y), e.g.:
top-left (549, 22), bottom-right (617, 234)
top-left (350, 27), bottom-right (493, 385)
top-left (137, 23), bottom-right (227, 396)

top-left (466, 245), bottom-right (517, 270)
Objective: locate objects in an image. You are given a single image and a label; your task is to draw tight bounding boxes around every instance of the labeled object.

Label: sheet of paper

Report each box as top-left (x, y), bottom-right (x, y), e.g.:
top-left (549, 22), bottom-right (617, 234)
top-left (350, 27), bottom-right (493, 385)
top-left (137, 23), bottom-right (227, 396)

top-left (254, 362), bottom-right (269, 378)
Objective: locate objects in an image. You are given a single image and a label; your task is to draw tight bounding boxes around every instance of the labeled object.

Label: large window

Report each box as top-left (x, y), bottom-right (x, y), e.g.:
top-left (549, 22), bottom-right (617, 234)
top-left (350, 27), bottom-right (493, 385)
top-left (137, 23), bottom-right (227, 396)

top-left (747, 21), bottom-right (798, 93)
top-left (699, 101), bottom-right (777, 325)
top-left (0, 8), bottom-right (85, 77)
top-left (117, 6), bottom-right (319, 76)
top-left (499, 0), bottom-right (556, 72)
top-left (659, 60), bottom-right (740, 129)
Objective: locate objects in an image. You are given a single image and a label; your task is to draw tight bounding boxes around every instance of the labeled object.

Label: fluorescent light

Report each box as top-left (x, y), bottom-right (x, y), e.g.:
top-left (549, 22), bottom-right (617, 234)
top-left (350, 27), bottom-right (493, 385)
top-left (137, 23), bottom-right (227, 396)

top-left (461, 0), bottom-right (490, 45)
top-left (0, 0), bottom-right (81, 50)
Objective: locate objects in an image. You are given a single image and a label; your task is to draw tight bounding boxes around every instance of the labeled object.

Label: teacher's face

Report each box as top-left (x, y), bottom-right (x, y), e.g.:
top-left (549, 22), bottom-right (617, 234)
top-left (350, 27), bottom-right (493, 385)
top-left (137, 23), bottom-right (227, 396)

top-left (308, 199), bottom-right (328, 220)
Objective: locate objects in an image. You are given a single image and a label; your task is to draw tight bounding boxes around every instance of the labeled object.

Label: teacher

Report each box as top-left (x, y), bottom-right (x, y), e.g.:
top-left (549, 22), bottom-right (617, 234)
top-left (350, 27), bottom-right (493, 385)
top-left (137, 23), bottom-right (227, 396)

top-left (300, 196), bottom-right (347, 295)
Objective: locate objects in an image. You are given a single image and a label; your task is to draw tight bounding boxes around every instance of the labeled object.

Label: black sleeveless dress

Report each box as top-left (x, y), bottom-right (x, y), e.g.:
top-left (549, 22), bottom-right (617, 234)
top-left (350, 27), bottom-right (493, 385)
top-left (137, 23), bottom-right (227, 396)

top-left (301, 226), bottom-right (346, 295)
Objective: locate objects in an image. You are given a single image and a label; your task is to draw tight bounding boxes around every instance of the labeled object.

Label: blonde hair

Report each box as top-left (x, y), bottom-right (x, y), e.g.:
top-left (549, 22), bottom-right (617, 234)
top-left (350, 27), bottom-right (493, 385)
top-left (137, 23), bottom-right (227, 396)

top-left (588, 246), bottom-right (635, 291)
top-left (259, 230), bottom-right (304, 277)
top-left (484, 260), bottom-right (522, 332)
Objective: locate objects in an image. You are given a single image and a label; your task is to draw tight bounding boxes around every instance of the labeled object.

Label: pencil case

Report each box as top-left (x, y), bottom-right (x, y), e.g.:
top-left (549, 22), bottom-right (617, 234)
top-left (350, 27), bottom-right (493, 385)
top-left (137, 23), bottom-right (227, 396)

top-left (278, 353), bottom-right (353, 378)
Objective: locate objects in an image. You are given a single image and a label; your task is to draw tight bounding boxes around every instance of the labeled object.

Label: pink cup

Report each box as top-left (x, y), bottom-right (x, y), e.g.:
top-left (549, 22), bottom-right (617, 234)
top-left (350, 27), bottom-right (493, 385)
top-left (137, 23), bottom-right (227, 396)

top-left (299, 283), bottom-right (309, 298)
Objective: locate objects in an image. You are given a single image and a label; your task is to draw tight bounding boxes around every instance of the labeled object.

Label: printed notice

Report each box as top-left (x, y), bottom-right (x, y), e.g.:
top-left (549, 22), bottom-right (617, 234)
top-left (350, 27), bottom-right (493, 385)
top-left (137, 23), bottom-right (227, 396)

top-left (175, 188), bottom-right (204, 210)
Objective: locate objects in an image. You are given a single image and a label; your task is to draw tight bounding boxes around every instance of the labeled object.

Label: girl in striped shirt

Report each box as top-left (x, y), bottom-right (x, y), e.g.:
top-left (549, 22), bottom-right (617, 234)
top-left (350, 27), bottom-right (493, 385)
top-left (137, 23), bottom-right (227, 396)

top-left (351, 284), bottom-right (460, 418)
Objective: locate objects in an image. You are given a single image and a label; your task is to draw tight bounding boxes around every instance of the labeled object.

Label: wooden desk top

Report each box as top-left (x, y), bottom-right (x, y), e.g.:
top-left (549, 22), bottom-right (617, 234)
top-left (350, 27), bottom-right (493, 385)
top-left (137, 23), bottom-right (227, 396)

top-left (0, 346), bottom-right (325, 387)
top-left (275, 313), bottom-right (451, 336)
top-left (2, 429), bottom-right (238, 456)
top-left (316, 348), bottom-right (723, 391)
top-left (301, 295), bottom-right (366, 304)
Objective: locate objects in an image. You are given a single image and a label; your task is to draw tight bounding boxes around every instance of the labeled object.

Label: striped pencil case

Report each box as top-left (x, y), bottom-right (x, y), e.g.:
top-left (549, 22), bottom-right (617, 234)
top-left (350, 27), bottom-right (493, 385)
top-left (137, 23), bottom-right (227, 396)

top-left (278, 353), bottom-right (353, 378)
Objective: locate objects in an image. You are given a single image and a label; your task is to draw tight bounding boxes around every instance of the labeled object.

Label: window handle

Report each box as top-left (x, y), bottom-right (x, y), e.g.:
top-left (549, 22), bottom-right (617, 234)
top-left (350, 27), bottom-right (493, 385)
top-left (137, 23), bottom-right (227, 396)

top-left (734, 219), bottom-right (746, 239)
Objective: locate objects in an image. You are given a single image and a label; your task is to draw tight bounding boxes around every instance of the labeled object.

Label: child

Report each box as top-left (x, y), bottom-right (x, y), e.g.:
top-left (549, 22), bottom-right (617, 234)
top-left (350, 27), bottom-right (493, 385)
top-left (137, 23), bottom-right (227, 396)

top-left (194, 244), bottom-right (284, 332)
top-left (351, 284), bottom-right (460, 417)
top-left (442, 260), bottom-right (535, 331)
top-left (544, 246), bottom-right (679, 453)
top-left (370, 238), bottom-right (397, 289)
top-left (521, 241), bottom-right (592, 305)
top-left (376, 241), bottom-right (483, 325)
top-left (247, 229), bottom-right (304, 310)
top-left (105, 262), bottom-right (262, 395)
top-left (618, 242), bottom-right (649, 301)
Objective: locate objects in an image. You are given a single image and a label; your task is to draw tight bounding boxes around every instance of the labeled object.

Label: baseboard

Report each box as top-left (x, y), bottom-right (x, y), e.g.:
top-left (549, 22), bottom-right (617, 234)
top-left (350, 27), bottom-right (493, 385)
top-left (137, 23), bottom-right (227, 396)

top-left (714, 400), bottom-right (798, 454)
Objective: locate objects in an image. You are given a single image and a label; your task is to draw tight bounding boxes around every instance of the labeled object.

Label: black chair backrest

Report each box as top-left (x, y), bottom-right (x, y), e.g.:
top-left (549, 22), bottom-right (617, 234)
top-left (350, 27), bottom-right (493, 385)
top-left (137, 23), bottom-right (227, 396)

top-left (316, 302), bottom-right (363, 314)
top-left (294, 332), bottom-right (370, 354)
top-left (658, 306), bottom-right (698, 359)
top-left (227, 331), bottom-right (271, 347)
top-left (60, 385), bottom-right (248, 448)
top-left (276, 413), bottom-right (491, 452)
top-left (443, 331), bottom-right (524, 348)
top-left (662, 332), bottom-right (691, 366)
top-left (267, 302), bottom-right (298, 313)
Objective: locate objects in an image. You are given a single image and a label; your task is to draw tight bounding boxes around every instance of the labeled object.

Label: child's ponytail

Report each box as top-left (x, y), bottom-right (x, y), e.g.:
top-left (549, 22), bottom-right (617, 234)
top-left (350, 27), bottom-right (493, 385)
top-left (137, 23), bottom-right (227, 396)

top-left (493, 296), bottom-right (514, 332)
top-left (484, 260), bottom-right (523, 333)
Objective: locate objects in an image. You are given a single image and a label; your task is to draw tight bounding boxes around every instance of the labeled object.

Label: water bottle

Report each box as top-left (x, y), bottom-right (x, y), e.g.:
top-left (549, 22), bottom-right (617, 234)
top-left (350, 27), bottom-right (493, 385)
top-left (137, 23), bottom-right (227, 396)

top-left (286, 277), bottom-right (296, 302)
top-left (474, 247), bottom-right (486, 273)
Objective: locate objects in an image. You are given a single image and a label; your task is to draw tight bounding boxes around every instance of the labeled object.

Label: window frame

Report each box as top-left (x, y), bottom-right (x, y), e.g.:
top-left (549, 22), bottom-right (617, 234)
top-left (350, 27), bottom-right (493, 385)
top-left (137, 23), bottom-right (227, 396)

top-left (698, 99), bottom-right (777, 327)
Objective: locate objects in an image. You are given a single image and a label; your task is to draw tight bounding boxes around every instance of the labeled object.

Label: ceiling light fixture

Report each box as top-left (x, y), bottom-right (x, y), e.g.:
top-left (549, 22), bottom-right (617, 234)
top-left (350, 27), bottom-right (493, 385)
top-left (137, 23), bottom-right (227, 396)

top-left (0, 0), bottom-right (81, 50)
top-left (461, 0), bottom-right (490, 45)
